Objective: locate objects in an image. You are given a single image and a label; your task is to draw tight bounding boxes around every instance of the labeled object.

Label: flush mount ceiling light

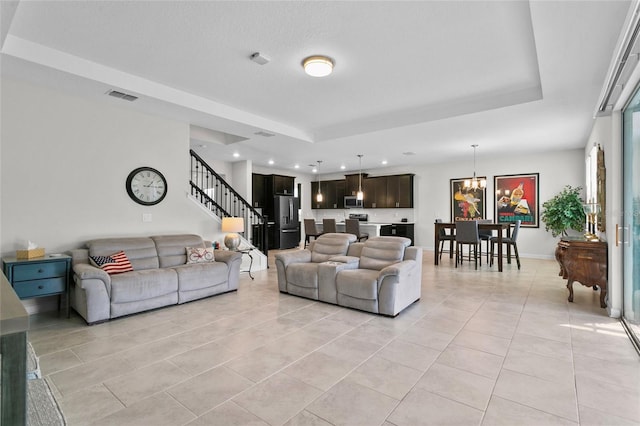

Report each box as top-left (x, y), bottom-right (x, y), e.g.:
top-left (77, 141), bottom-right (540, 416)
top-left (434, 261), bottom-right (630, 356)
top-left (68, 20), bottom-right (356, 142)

top-left (302, 55), bottom-right (334, 77)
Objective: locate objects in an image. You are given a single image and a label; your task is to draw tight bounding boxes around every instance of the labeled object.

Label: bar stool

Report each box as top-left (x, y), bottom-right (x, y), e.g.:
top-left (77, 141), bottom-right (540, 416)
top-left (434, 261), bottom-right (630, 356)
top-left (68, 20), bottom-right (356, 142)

top-left (322, 218), bottom-right (337, 233)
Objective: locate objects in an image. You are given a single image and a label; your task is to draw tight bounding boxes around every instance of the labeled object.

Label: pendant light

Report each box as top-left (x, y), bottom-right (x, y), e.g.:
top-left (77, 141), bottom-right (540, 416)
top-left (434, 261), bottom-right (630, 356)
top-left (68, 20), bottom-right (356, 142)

top-left (464, 144), bottom-right (486, 190)
top-left (356, 154), bottom-right (364, 201)
top-left (316, 160), bottom-right (323, 202)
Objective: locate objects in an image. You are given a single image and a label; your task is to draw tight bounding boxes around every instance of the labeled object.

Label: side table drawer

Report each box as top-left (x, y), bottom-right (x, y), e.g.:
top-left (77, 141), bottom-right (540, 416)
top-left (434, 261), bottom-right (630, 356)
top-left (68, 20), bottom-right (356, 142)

top-left (12, 262), bottom-right (67, 281)
top-left (13, 278), bottom-right (66, 299)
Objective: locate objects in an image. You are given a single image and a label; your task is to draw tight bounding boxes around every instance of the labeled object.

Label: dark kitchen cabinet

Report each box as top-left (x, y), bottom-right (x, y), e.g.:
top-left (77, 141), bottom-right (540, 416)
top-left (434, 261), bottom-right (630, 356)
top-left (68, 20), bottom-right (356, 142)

top-left (386, 174), bottom-right (414, 208)
top-left (311, 180), bottom-right (345, 209)
top-left (363, 177), bottom-right (387, 208)
top-left (252, 174), bottom-right (266, 208)
top-left (345, 173), bottom-right (367, 197)
top-left (273, 175), bottom-right (295, 195)
top-left (380, 223), bottom-right (415, 245)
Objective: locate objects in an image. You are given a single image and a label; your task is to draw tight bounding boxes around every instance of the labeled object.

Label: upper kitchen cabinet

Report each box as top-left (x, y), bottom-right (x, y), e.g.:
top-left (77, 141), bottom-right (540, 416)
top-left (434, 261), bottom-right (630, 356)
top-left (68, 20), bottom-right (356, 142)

top-left (386, 174), bottom-right (414, 208)
top-left (345, 173), bottom-right (368, 197)
top-left (252, 173), bottom-right (296, 211)
top-left (273, 175), bottom-right (295, 195)
top-left (311, 180), bottom-right (345, 209)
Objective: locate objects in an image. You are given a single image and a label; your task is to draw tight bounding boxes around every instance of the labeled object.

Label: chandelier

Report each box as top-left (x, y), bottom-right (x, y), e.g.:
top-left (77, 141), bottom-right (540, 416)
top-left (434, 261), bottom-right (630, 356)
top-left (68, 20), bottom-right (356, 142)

top-left (464, 144), bottom-right (487, 190)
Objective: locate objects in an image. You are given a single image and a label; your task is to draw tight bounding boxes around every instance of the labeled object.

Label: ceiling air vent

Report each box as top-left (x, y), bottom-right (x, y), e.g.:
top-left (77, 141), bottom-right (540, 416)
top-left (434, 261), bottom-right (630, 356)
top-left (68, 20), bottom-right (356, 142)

top-left (254, 131), bottom-right (275, 137)
top-left (107, 90), bottom-right (138, 102)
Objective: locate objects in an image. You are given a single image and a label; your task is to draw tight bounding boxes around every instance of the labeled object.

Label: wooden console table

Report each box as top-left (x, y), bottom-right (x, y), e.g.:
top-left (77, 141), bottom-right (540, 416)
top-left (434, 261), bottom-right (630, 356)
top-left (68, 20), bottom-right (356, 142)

top-left (555, 237), bottom-right (607, 308)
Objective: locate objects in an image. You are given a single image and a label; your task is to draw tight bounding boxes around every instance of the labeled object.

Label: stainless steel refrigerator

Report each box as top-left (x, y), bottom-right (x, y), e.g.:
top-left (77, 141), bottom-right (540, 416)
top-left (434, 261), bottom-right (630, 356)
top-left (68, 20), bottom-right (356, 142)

top-left (273, 195), bottom-right (300, 249)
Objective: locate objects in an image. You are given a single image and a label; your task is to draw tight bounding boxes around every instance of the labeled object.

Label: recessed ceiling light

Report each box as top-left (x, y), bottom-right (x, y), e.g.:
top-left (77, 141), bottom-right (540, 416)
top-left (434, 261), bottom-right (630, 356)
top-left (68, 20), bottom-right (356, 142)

top-left (302, 55), bottom-right (334, 77)
top-left (381, 160), bottom-right (388, 165)
top-left (233, 152), bottom-right (240, 158)
top-left (312, 168), bottom-right (318, 173)
top-left (340, 165), bottom-right (346, 170)
top-left (268, 160), bottom-right (274, 165)
top-left (294, 164), bottom-right (300, 169)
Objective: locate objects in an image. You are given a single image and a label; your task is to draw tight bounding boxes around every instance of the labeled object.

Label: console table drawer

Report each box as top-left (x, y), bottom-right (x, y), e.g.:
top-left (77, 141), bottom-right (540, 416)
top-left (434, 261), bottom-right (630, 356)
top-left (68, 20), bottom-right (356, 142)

top-left (12, 262), bottom-right (67, 281)
top-left (12, 277), bottom-right (66, 298)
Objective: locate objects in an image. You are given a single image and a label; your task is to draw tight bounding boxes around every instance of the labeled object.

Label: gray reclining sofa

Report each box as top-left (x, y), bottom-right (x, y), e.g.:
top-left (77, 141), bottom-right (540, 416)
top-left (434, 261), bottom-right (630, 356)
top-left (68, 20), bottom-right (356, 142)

top-left (70, 234), bottom-right (241, 324)
top-left (275, 233), bottom-right (422, 316)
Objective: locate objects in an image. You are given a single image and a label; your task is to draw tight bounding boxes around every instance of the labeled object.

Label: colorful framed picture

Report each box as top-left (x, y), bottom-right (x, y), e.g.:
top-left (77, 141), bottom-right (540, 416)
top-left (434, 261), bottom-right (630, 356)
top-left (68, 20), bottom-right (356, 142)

top-left (450, 177), bottom-right (487, 222)
top-left (494, 173), bottom-right (539, 228)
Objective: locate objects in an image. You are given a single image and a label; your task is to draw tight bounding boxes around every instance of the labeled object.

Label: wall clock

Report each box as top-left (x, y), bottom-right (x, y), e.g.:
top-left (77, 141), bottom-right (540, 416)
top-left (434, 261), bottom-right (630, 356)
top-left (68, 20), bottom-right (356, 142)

top-left (126, 166), bottom-right (168, 206)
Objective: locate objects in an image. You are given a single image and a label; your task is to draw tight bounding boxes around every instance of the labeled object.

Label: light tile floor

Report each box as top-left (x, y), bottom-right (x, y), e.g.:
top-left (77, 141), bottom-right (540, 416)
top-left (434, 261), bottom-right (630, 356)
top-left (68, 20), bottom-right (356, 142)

top-left (29, 250), bottom-right (639, 426)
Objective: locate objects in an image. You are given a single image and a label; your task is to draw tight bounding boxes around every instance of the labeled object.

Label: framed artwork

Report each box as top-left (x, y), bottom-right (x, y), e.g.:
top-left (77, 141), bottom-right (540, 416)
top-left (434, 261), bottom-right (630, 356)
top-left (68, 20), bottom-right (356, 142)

top-left (494, 173), bottom-right (539, 227)
top-left (450, 177), bottom-right (487, 222)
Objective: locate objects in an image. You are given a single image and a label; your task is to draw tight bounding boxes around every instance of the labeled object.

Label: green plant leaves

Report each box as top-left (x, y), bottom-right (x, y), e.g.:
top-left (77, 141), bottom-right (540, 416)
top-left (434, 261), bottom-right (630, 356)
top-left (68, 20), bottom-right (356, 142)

top-left (541, 185), bottom-right (585, 237)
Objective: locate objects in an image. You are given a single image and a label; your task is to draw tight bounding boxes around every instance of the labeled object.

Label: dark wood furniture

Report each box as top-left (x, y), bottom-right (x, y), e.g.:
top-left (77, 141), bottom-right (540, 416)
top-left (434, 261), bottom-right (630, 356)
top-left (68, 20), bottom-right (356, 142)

top-left (434, 222), bottom-right (511, 272)
top-left (252, 173), bottom-right (295, 208)
top-left (312, 173), bottom-right (414, 209)
top-left (380, 223), bottom-right (415, 245)
top-left (555, 237), bottom-right (607, 308)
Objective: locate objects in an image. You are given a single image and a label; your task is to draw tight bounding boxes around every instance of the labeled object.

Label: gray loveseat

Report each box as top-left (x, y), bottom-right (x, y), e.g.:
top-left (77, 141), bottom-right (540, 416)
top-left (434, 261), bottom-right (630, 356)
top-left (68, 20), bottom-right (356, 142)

top-left (70, 234), bottom-right (241, 324)
top-left (275, 234), bottom-right (422, 316)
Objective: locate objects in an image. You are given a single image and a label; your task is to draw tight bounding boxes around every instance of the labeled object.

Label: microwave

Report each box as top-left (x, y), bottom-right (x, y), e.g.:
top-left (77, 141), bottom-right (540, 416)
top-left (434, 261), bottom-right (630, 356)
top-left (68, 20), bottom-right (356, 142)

top-left (344, 196), bottom-right (363, 208)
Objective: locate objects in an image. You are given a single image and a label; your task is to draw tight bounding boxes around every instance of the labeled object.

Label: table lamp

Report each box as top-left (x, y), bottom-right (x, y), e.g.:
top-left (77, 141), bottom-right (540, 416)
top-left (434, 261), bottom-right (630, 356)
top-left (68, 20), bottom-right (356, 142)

top-left (221, 217), bottom-right (244, 250)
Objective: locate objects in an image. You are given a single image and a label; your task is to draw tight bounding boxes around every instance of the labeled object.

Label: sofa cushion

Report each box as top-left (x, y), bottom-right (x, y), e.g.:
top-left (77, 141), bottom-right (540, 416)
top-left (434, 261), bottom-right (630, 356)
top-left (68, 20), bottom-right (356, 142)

top-left (336, 269), bottom-right (380, 300)
top-left (87, 237), bottom-right (159, 271)
top-left (286, 263), bottom-right (320, 289)
top-left (173, 262), bottom-right (228, 291)
top-left (359, 237), bottom-right (410, 271)
top-left (310, 233), bottom-right (357, 263)
top-left (186, 247), bottom-right (215, 264)
top-left (110, 268), bottom-right (178, 304)
top-left (152, 234), bottom-right (205, 268)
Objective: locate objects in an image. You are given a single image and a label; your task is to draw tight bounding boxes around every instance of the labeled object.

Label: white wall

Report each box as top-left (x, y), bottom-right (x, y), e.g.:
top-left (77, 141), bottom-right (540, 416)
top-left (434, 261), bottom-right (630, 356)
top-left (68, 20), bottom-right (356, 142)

top-left (1, 78), bottom-right (221, 256)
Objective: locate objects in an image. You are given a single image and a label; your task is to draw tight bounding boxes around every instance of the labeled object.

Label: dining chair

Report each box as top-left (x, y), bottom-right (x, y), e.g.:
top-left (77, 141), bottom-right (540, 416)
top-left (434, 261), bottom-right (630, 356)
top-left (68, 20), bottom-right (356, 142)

top-left (490, 220), bottom-right (521, 269)
top-left (435, 219), bottom-right (455, 261)
top-left (322, 218), bottom-right (337, 234)
top-left (304, 219), bottom-right (323, 248)
top-left (477, 219), bottom-right (493, 263)
top-left (345, 218), bottom-right (369, 242)
top-left (455, 220), bottom-right (481, 269)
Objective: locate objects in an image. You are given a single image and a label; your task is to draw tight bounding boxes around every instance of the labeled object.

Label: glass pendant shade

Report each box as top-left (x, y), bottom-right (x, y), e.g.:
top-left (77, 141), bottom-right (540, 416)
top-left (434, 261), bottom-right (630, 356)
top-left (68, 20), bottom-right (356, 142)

top-left (316, 160), bottom-right (323, 202)
top-left (464, 145), bottom-right (486, 189)
top-left (356, 154), bottom-right (364, 201)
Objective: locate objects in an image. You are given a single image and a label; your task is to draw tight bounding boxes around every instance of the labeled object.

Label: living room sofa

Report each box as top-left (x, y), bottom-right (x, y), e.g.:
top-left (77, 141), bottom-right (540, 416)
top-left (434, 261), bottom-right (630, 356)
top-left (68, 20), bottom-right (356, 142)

top-left (275, 234), bottom-right (422, 316)
top-left (70, 234), bottom-right (241, 324)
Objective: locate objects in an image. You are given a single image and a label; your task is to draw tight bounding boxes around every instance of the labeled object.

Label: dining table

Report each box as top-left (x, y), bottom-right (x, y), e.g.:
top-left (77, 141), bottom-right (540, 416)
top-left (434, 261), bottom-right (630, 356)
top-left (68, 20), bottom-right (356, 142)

top-left (434, 222), bottom-right (512, 272)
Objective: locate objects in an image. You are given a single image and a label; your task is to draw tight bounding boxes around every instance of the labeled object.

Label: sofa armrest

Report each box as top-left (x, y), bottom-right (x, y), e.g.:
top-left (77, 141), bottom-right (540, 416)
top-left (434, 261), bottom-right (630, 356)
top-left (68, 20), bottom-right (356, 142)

top-left (274, 250), bottom-right (312, 292)
top-left (377, 260), bottom-right (416, 284)
top-left (73, 263), bottom-right (111, 286)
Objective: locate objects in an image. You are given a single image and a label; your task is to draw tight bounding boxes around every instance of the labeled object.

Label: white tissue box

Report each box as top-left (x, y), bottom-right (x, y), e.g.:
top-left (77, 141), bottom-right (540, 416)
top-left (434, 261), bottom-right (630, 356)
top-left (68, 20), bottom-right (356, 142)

top-left (16, 248), bottom-right (45, 259)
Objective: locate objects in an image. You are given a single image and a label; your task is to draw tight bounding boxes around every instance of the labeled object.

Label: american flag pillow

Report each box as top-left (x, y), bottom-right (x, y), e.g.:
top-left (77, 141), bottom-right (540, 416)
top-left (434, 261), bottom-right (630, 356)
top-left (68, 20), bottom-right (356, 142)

top-left (89, 251), bottom-right (134, 274)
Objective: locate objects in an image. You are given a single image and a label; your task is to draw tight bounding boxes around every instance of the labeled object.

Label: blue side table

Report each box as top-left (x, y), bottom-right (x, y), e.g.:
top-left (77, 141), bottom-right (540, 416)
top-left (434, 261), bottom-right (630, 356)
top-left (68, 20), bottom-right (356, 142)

top-left (2, 254), bottom-right (71, 318)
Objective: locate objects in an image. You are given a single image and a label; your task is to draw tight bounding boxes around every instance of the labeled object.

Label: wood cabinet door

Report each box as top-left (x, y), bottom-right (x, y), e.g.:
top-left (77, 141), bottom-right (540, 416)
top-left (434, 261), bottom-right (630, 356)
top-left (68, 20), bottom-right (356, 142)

top-left (273, 175), bottom-right (294, 195)
top-left (311, 181), bottom-right (323, 209)
top-left (252, 174), bottom-right (265, 208)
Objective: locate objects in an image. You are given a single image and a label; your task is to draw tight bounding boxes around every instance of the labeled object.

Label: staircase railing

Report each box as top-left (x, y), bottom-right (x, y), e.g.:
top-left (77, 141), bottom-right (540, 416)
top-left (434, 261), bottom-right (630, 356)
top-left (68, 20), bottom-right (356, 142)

top-left (189, 149), bottom-right (267, 254)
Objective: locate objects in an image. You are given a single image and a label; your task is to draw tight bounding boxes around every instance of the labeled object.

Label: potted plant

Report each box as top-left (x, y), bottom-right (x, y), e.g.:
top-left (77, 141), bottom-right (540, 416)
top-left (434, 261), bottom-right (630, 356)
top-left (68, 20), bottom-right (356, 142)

top-left (541, 185), bottom-right (585, 237)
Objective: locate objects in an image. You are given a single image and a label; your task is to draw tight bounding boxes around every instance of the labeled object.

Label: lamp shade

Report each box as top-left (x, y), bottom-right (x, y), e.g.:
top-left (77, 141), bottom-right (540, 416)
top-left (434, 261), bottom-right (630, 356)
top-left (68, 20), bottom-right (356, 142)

top-left (221, 217), bottom-right (244, 233)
